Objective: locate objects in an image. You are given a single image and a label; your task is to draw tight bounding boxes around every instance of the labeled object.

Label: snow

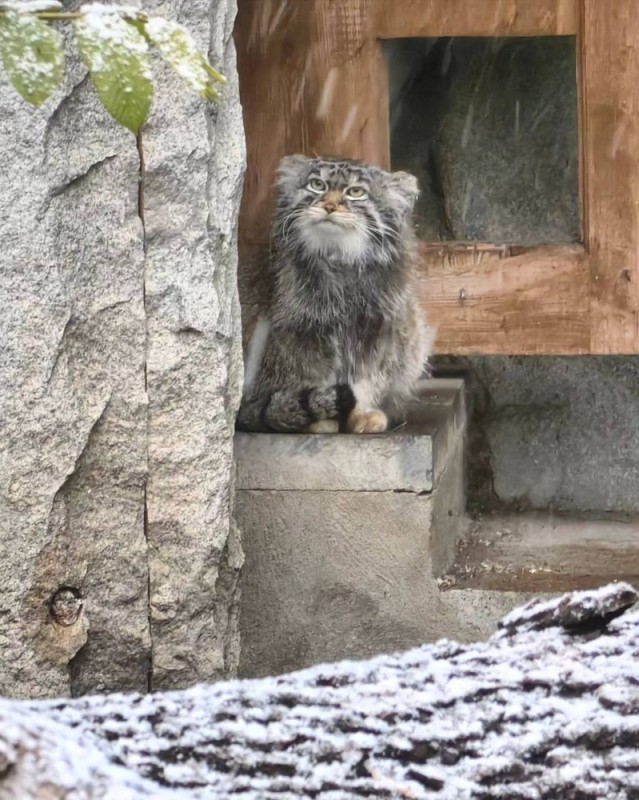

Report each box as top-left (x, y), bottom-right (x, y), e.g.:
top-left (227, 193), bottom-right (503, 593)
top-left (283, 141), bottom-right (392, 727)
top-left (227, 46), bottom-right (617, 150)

top-left (0, 0), bottom-right (62, 11)
top-left (498, 581), bottom-right (638, 633)
top-left (1, 582), bottom-right (638, 798)
top-left (81, 2), bottom-right (141, 14)
top-left (144, 17), bottom-right (210, 96)
top-left (78, 9), bottom-right (148, 55)
top-left (0, 9), bottom-right (63, 100)
top-left (76, 7), bottom-right (151, 86)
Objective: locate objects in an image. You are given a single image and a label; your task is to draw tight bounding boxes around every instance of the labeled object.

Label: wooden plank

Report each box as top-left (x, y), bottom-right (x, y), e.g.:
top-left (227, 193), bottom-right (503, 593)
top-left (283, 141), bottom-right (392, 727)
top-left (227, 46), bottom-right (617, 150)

top-left (443, 511), bottom-right (639, 592)
top-left (375, 0), bottom-right (579, 39)
top-left (419, 245), bottom-right (590, 354)
top-left (235, 0), bottom-right (388, 256)
top-left (235, 0), bottom-right (390, 340)
top-left (235, 0), bottom-right (607, 356)
top-left (583, 0), bottom-right (639, 353)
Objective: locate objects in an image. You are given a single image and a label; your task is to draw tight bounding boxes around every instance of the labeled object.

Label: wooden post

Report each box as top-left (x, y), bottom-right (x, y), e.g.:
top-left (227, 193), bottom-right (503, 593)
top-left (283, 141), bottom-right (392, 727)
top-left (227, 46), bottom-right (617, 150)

top-left (235, 0), bottom-right (388, 253)
top-left (583, 0), bottom-right (639, 353)
top-left (235, 0), bottom-right (389, 340)
top-left (235, 0), bottom-right (639, 355)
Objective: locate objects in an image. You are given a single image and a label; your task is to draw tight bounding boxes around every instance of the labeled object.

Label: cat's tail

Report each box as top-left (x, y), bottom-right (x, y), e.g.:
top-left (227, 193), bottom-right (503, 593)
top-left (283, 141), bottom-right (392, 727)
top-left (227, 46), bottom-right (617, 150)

top-left (236, 384), bottom-right (356, 433)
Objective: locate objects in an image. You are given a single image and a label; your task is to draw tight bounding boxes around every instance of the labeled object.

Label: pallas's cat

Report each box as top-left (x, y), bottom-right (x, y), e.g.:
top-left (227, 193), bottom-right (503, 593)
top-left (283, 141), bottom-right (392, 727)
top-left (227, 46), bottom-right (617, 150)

top-left (237, 155), bottom-right (433, 434)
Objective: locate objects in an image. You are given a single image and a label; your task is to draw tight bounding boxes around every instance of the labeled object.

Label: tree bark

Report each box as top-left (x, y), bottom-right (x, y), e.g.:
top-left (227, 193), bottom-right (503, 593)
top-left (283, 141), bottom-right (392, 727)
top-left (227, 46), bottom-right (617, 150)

top-left (1, 583), bottom-right (638, 799)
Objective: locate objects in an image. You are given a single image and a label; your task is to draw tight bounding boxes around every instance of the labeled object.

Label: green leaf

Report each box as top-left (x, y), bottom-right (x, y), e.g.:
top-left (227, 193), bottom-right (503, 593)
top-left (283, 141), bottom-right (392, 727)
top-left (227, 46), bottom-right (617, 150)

top-left (144, 17), bottom-right (225, 102)
top-left (0, 10), bottom-right (64, 107)
top-left (75, 12), bottom-right (152, 134)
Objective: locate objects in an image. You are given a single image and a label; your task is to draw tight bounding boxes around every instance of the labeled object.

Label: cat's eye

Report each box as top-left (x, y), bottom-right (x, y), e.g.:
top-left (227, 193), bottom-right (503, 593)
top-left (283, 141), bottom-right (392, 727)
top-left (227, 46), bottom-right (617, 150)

top-left (308, 178), bottom-right (327, 193)
top-left (346, 186), bottom-right (367, 199)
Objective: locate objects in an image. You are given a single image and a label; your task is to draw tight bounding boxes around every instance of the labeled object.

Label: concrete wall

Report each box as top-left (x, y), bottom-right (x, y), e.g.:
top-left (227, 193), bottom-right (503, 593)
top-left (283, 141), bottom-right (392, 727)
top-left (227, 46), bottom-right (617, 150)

top-left (0, 0), bottom-right (244, 698)
top-left (458, 356), bottom-right (639, 514)
top-left (236, 381), bottom-right (530, 678)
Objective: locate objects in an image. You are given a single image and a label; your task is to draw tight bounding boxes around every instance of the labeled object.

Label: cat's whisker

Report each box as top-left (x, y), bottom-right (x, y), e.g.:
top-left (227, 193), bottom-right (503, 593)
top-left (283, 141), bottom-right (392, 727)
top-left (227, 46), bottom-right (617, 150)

top-left (277, 208), bottom-right (307, 242)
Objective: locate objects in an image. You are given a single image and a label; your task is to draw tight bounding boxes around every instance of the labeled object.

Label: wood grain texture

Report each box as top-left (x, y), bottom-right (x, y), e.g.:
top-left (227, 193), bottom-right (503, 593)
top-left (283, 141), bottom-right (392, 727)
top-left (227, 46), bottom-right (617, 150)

top-left (235, 0), bottom-right (388, 254)
top-left (236, 0), bottom-right (639, 354)
top-left (583, 0), bottom-right (639, 353)
top-left (235, 0), bottom-right (389, 341)
top-left (374, 0), bottom-right (579, 38)
top-left (419, 244), bottom-right (590, 354)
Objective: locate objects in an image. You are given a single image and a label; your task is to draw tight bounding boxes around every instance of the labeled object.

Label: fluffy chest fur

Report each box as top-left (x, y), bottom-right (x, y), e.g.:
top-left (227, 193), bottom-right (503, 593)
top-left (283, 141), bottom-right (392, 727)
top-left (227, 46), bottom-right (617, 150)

top-left (274, 247), bottom-right (406, 328)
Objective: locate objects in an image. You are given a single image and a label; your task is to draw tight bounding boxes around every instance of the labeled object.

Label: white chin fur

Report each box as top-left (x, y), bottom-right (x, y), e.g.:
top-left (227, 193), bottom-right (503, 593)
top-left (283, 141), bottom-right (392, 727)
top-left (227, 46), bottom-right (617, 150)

top-left (300, 219), bottom-right (369, 262)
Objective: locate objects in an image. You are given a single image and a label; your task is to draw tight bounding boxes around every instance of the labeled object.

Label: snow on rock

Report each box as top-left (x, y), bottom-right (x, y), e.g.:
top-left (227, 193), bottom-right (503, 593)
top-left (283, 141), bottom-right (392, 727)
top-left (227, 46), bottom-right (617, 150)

top-left (2, 583), bottom-right (639, 799)
top-left (0, 0), bottom-right (62, 11)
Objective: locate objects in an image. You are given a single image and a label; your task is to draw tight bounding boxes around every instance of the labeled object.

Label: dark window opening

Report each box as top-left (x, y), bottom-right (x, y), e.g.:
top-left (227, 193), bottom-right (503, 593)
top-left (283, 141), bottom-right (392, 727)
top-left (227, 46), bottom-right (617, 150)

top-left (384, 37), bottom-right (580, 245)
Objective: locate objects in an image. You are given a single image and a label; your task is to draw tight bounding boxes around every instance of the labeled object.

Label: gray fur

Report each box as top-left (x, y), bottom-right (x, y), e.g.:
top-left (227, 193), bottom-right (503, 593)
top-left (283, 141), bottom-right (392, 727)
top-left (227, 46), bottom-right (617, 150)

top-left (237, 155), bottom-right (433, 434)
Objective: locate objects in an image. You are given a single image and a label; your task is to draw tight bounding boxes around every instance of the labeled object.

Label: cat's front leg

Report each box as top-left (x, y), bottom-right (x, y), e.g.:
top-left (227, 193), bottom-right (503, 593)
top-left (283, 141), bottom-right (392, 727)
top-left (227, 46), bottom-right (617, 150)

top-left (346, 379), bottom-right (388, 434)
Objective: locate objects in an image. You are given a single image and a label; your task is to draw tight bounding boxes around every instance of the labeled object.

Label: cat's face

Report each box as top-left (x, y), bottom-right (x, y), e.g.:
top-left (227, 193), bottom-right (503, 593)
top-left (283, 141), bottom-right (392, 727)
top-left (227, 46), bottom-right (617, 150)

top-left (274, 156), bottom-right (418, 262)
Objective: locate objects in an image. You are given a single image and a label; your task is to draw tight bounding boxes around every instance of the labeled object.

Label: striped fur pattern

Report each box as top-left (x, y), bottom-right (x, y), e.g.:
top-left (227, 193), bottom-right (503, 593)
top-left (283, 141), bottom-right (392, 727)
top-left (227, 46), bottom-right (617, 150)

top-left (237, 155), bottom-right (433, 434)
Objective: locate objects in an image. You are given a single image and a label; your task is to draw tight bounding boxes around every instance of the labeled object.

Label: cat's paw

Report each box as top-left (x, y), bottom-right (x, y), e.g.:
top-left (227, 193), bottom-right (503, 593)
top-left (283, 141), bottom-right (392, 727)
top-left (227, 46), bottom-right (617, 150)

top-left (347, 410), bottom-right (388, 434)
top-left (306, 419), bottom-right (339, 434)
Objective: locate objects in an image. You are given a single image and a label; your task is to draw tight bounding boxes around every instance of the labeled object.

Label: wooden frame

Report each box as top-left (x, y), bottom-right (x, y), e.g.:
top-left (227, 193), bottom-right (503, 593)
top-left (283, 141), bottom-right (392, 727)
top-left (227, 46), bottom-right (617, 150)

top-left (235, 0), bottom-right (639, 355)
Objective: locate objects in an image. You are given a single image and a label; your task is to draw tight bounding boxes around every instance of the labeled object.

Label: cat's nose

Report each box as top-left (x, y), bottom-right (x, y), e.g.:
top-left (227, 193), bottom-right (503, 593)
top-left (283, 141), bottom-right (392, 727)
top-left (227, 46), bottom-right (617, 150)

top-left (321, 190), bottom-right (342, 215)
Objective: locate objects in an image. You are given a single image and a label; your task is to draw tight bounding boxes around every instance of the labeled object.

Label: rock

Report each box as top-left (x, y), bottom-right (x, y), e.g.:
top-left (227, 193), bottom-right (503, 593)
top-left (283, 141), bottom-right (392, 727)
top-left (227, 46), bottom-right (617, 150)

top-left (141, 0), bottom-right (245, 692)
top-left (0, 0), bottom-right (244, 698)
top-left (1, 583), bottom-right (638, 799)
top-left (389, 36), bottom-right (579, 244)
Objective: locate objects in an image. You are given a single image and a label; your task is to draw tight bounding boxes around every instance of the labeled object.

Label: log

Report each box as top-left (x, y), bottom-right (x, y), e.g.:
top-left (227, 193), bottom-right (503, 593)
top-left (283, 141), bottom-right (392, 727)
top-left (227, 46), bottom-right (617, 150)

top-left (2, 583), bottom-right (639, 799)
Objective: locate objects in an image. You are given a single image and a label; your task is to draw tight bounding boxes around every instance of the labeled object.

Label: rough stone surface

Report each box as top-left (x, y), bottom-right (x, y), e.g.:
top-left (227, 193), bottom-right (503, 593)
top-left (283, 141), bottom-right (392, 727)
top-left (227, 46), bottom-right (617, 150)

top-left (3, 584), bottom-right (637, 799)
top-left (0, 33), bottom-right (148, 699)
top-left (388, 36), bottom-right (579, 244)
top-left (143, 0), bottom-right (245, 691)
top-left (456, 356), bottom-right (639, 513)
top-left (0, 0), bottom-right (244, 698)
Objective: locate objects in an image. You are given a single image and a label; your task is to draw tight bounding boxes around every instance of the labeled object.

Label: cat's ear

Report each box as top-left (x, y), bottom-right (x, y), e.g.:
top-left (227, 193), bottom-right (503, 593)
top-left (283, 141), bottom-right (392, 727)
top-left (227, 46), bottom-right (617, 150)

top-left (388, 171), bottom-right (419, 216)
top-left (276, 154), bottom-right (311, 188)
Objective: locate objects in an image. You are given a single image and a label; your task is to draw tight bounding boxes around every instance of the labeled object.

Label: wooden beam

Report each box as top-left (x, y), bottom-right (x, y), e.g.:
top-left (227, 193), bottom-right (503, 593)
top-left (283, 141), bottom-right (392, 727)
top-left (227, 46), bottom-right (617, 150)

top-left (374, 0), bottom-right (579, 39)
top-left (235, 0), bottom-right (390, 341)
top-left (583, 0), bottom-right (639, 353)
top-left (235, 0), bottom-right (388, 255)
top-left (419, 245), bottom-right (590, 354)
top-left (236, 0), bottom-right (639, 355)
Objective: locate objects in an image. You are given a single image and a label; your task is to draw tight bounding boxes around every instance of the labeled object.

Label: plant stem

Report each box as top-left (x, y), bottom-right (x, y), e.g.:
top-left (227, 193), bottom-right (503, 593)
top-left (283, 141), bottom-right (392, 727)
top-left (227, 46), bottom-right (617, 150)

top-left (34, 11), bottom-right (82, 18)
top-left (0, 10), bottom-right (149, 21)
top-left (0, 10), bottom-right (80, 18)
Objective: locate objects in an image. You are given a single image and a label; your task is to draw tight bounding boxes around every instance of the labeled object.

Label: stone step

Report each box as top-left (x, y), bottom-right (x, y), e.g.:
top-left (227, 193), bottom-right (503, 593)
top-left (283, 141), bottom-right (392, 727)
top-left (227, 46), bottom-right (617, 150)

top-left (443, 511), bottom-right (639, 592)
top-left (235, 378), bottom-right (466, 494)
top-left (234, 379), bottom-right (480, 678)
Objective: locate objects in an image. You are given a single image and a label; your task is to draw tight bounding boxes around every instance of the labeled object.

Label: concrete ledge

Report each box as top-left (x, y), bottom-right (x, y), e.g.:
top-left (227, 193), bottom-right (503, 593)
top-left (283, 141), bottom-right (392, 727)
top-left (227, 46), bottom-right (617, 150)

top-left (234, 379), bottom-right (464, 494)
top-left (235, 379), bottom-right (488, 678)
top-left (235, 433), bottom-right (433, 493)
top-left (445, 511), bottom-right (639, 592)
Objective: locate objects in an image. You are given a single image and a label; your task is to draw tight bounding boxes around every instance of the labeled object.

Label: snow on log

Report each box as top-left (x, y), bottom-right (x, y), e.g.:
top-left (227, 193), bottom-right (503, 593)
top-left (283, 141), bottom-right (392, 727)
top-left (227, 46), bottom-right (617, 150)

top-left (2, 583), bottom-right (639, 799)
